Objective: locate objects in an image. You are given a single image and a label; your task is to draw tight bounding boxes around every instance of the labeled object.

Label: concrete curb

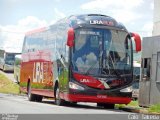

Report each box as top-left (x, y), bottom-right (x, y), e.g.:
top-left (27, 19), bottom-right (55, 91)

top-left (119, 107), bottom-right (140, 113)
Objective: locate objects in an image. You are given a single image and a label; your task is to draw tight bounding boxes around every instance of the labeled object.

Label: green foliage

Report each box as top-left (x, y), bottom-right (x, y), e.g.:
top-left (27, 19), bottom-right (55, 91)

top-left (116, 100), bottom-right (160, 114)
top-left (149, 103), bottom-right (160, 113)
top-left (127, 100), bottom-right (138, 107)
top-left (115, 100), bottom-right (139, 108)
top-left (0, 73), bottom-right (20, 94)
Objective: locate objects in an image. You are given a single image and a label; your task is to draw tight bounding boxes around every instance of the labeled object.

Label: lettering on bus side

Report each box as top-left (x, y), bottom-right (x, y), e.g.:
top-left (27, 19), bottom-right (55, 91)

top-left (33, 62), bottom-right (44, 83)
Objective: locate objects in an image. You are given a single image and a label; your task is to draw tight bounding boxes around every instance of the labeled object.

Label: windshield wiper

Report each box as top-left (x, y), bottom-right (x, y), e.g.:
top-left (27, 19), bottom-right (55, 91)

top-left (103, 52), bottom-right (123, 79)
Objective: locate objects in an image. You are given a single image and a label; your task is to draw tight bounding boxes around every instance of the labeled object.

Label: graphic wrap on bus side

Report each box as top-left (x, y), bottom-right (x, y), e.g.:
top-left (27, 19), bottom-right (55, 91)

top-left (32, 61), bottom-right (53, 89)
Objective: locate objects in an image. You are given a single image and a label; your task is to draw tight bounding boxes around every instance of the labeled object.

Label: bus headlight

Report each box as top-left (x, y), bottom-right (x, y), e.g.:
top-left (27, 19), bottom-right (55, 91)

top-left (69, 82), bottom-right (84, 90)
top-left (120, 86), bottom-right (133, 93)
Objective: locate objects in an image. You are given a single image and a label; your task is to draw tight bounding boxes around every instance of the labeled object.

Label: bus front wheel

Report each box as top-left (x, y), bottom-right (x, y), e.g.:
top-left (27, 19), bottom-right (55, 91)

top-left (97, 103), bottom-right (115, 109)
top-left (3, 65), bottom-right (6, 72)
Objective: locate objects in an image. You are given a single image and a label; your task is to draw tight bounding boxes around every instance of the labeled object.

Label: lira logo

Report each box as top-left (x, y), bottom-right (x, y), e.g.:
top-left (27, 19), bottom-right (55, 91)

top-left (90, 20), bottom-right (103, 25)
top-left (90, 20), bottom-right (114, 26)
top-left (80, 79), bottom-right (90, 83)
top-left (33, 62), bottom-right (44, 83)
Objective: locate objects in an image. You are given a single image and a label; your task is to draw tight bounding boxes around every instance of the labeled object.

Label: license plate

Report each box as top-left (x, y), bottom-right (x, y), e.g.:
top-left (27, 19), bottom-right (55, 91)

top-left (97, 95), bottom-right (107, 98)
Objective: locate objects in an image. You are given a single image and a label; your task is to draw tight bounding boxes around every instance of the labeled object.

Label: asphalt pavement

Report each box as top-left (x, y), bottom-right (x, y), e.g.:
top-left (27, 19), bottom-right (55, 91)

top-left (0, 93), bottom-right (128, 114)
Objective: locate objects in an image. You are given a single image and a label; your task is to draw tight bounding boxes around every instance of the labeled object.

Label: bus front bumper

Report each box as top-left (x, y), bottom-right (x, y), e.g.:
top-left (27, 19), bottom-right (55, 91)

top-left (3, 64), bottom-right (14, 72)
top-left (63, 93), bottom-right (131, 104)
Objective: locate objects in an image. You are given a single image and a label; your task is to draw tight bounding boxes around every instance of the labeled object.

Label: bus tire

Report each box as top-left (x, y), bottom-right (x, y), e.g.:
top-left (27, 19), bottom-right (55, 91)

top-left (55, 86), bottom-right (65, 106)
top-left (27, 82), bottom-right (36, 101)
top-left (3, 65), bottom-right (6, 72)
top-left (16, 75), bottom-right (19, 84)
top-left (35, 95), bottom-right (43, 102)
top-left (97, 103), bottom-right (104, 107)
top-left (104, 104), bottom-right (115, 109)
top-left (97, 103), bottom-right (115, 109)
top-left (68, 102), bottom-right (77, 106)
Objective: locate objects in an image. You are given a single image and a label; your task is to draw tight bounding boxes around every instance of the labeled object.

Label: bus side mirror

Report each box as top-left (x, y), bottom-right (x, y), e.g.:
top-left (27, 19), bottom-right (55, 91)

top-left (131, 33), bottom-right (141, 52)
top-left (67, 28), bottom-right (75, 47)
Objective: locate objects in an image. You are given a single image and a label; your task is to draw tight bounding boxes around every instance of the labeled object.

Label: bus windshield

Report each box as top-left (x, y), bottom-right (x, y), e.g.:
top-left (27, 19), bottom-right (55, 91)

top-left (5, 53), bottom-right (15, 65)
top-left (72, 28), bottom-right (132, 76)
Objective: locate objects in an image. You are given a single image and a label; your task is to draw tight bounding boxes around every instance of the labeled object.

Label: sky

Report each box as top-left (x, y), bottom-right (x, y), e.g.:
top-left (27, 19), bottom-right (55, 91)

top-left (0, 0), bottom-right (154, 52)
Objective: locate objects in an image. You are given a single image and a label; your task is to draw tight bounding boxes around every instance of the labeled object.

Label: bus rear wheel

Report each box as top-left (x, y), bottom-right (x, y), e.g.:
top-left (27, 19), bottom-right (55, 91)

top-left (97, 103), bottom-right (115, 109)
top-left (55, 86), bottom-right (65, 106)
top-left (35, 95), bottom-right (43, 102)
top-left (27, 82), bottom-right (37, 101)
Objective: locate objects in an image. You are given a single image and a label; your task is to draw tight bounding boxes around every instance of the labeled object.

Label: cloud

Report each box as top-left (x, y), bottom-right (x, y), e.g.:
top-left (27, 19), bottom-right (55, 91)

top-left (18, 16), bottom-right (47, 29)
top-left (81, 0), bottom-right (144, 10)
top-left (54, 8), bottom-right (65, 18)
top-left (150, 2), bottom-right (154, 10)
top-left (55, 0), bottom-right (61, 2)
top-left (112, 10), bottom-right (142, 24)
top-left (81, 0), bottom-right (144, 24)
top-left (142, 22), bottom-right (153, 31)
top-left (0, 16), bottom-right (47, 52)
top-left (50, 8), bottom-right (66, 25)
top-left (0, 7), bottom-right (66, 52)
top-left (80, 0), bottom-right (155, 38)
top-left (131, 22), bottom-right (153, 37)
top-left (141, 22), bottom-right (153, 37)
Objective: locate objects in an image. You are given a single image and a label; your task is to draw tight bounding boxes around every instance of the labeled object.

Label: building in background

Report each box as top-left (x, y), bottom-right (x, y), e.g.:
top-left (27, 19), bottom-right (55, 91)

top-left (139, 0), bottom-right (160, 107)
top-left (153, 0), bottom-right (160, 36)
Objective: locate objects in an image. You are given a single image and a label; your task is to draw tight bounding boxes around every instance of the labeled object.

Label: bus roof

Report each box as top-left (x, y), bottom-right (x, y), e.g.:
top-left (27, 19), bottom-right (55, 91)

top-left (67, 14), bottom-right (127, 30)
top-left (25, 14), bottom-right (128, 36)
top-left (25, 27), bottom-right (46, 35)
top-left (49, 14), bottom-right (127, 30)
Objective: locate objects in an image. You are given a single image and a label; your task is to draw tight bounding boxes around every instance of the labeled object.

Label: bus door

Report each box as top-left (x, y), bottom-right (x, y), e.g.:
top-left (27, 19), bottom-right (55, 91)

top-left (57, 56), bottom-right (68, 93)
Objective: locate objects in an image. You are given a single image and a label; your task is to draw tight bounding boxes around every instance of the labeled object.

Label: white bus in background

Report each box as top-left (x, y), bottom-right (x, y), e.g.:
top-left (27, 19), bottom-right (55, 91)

top-left (14, 54), bottom-right (21, 83)
top-left (0, 49), bottom-right (20, 72)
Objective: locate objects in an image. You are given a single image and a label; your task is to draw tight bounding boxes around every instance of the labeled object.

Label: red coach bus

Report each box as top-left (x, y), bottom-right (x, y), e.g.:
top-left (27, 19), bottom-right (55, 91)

top-left (20, 14), bottom-right (141, 108)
